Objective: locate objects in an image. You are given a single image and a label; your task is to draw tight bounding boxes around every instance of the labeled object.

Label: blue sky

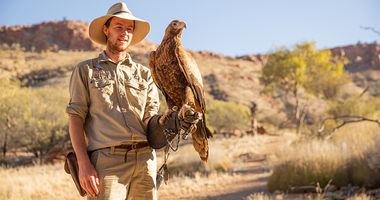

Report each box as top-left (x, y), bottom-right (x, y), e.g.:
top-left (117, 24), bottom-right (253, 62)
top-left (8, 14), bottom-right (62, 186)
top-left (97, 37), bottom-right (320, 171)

top-left (0, 0), bottom-right (379, 56)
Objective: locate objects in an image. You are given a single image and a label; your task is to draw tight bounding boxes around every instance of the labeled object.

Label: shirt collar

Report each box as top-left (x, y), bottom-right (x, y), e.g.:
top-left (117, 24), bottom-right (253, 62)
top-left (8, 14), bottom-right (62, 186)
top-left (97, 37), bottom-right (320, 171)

top-left (98, 51), bottom-right (134, 67)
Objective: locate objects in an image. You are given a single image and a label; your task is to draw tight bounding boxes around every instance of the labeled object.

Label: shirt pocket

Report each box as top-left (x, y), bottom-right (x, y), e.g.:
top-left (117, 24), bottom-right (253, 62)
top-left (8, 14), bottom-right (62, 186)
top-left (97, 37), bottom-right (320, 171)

top-left (90, 77), bottom-right (115, 109)
top-left (124, 80), bottom-right (148, 114)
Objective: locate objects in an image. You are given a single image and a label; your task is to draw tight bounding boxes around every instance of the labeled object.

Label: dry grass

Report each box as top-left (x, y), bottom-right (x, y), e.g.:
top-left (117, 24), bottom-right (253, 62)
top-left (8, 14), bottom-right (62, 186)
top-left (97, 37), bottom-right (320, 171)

top-left (0, 134), bottom-right (278, 200)
top-left (159, 133), bottom-right (281, 176)
top-left (267, 118), bottom-right (380, 192)
top-left (245, 193), bottom-right (323, 200)
top-left (346, 194), bottom-right (373, 200)
top-left (0, 163), bottom-right (82, 200)
top-left (0, 44), bottom-right (98, 82)
top-left (245, 192), bottom-right (373, 200)
top-left (158, 134), bottom-right (291, 199)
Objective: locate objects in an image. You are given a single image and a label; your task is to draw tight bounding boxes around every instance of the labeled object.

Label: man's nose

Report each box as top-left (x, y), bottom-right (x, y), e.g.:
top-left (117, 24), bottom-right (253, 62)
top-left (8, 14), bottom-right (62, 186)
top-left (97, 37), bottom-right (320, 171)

top-left (122, 28), bottom-right (132, 35)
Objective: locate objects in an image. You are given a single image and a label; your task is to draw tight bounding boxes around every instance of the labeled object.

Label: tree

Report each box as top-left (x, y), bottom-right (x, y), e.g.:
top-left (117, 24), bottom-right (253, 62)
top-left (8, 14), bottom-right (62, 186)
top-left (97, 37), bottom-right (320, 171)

top-left (260, 41), bottom-right (348, 133)
top-left (0, 78), bottom-right (69, 161)
top-left (0, 79), bottom-right (19, 158)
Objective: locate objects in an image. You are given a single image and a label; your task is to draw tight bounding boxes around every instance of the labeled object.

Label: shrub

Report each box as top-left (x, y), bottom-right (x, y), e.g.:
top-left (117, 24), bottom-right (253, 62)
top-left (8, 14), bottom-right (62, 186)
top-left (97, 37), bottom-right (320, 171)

top-left (328, 96), bottom-right (380, 117)
top-left (205, 96), bottom-right (251, 132)
top-left (267, 122), bottom-right (380, 192)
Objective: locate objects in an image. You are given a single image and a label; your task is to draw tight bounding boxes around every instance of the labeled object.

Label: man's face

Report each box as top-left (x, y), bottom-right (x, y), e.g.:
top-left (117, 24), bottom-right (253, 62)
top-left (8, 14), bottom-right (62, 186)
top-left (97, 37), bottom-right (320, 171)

top-left (103, 17), bottom-right (134, 52)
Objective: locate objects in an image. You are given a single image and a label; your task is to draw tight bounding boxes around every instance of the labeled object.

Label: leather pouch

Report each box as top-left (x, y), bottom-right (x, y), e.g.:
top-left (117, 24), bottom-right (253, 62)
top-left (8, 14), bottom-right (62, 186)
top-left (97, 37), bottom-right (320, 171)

top-left (64, 151), bottom-right (87, 197)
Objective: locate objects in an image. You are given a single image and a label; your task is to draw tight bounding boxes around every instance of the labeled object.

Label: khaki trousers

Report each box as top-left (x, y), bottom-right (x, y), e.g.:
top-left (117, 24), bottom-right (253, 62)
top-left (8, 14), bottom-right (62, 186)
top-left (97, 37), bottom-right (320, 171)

top-left (88, 146), bottom-right (157, 200)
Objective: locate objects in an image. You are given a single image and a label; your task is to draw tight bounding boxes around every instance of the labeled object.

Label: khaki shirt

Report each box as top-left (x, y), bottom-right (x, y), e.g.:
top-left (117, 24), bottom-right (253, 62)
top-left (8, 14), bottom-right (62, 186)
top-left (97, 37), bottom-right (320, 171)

top-left (66, 51), bottom-right (160, 151)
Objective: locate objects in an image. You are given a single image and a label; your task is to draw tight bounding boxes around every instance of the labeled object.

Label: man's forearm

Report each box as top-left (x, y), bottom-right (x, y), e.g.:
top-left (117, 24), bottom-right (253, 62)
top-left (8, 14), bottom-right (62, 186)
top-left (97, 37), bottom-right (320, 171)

top-left (69, 115), bottom-right (90, 165)
top-left (68, 115), bottom-right (99, 196)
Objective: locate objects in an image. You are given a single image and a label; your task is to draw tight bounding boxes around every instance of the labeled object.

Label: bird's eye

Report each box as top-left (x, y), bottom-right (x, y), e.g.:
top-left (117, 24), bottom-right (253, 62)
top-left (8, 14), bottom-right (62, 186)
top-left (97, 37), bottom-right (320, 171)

top-left (173, 23), bottom-right (177, 26)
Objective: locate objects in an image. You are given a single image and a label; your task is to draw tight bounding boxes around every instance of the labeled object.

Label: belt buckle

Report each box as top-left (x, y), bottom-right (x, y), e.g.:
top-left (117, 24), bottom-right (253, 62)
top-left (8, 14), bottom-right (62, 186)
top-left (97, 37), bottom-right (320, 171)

top-left (131, 143), bottom-right (138, 149)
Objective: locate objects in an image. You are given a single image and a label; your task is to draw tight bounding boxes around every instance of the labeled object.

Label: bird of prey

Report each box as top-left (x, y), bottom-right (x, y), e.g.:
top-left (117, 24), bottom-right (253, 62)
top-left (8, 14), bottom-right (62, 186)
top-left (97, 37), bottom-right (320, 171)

top-left (149, 20), bottom-right (213, 162)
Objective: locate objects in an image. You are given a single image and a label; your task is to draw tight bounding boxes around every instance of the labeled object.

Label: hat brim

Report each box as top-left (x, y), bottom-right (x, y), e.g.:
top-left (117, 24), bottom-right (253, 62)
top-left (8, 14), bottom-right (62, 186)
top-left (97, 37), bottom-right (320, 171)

top-left (89, 13), bottom-right (150, 46)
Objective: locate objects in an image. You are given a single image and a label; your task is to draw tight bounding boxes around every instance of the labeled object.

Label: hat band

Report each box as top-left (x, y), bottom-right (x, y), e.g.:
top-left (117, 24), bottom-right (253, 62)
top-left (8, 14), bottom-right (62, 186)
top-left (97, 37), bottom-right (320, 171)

top-left (112, 11), bottom-right (131, 15)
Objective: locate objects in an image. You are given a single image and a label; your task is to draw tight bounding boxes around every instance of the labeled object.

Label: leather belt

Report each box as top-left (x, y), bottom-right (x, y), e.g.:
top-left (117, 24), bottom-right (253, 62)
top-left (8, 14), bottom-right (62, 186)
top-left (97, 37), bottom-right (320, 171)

top-left (90, 142), bottom-right (150, 162)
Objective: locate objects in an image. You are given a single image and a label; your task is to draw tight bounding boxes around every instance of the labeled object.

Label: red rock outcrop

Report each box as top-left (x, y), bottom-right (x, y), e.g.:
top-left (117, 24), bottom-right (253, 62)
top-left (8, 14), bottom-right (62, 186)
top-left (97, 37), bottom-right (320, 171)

top-left (0, 20), bottom-right (157, 52)
top-left (331, 43), bottom-right (380, 70)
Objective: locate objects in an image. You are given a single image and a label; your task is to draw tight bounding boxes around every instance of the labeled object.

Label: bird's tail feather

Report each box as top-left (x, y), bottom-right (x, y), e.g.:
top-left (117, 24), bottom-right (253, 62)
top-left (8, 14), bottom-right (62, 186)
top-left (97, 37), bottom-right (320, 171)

top-left (192, 120), bottom-right (211, 162)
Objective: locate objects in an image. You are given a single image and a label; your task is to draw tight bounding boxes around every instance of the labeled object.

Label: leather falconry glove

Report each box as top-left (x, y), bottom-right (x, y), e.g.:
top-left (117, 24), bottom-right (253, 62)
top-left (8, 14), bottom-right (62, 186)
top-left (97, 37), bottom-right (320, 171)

top-left (147, 106), bottom-right (201, 149)
top-left (177, 104), bottom-right (201, 132)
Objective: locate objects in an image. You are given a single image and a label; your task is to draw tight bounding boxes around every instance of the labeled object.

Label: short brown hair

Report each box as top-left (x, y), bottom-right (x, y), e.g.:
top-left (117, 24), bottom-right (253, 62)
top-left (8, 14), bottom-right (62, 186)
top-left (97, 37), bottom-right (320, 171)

top-left (104, 17), bottom-right (114, 28)
top-left (104, 17), bottom-right (135, 30)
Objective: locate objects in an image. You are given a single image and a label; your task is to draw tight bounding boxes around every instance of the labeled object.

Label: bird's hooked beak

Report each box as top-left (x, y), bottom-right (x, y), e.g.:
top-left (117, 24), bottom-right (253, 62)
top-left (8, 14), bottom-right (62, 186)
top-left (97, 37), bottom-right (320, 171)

top-left (178, 20), bottom-right (186, 29)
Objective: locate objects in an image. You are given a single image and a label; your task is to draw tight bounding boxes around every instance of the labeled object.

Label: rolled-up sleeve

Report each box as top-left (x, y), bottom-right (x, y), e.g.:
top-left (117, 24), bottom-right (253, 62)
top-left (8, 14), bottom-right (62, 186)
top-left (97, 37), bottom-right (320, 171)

top-left (66, 64), bottom-right (90, 121)
top-left (143, 75), bottom-right (160, 121)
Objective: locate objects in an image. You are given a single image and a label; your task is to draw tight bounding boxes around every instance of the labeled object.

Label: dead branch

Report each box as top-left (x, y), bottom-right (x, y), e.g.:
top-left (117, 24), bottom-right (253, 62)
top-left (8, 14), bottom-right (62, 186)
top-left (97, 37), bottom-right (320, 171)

top-left (359, 86), bottom-right (369, 97)
top-left (318, 115), bottom-right (380, 140)
top-left (360, 26), bottom-right (380, 36)
top-left (288, 186), bottom-right (317, 193)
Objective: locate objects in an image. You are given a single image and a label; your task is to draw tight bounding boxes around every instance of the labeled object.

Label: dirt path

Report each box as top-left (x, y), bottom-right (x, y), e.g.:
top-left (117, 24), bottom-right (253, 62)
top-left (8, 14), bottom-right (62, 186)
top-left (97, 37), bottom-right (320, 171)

top-left (158, 134), bottom-right (291, 200)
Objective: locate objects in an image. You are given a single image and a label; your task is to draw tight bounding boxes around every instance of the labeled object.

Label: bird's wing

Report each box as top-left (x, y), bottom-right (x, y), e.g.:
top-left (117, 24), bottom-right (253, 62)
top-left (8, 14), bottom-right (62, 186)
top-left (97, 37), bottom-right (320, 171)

top-left (175, 47), bottom-right (206, 113)
top-left (175, 47), bottom-right (213, 139)
top-left (149, 51), bottom-right (169, 100)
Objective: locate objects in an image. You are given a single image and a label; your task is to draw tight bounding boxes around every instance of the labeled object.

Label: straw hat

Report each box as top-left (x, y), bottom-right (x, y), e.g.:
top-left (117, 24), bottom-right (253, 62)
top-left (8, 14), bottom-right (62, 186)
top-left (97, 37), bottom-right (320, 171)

top-left (89, 2), bottom-right (150, 46)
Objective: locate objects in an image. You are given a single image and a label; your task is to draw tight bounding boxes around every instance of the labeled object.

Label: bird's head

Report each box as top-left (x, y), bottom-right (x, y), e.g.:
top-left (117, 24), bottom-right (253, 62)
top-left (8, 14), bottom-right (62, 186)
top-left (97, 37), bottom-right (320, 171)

top-left (165, 20), bottom-right (187, 37)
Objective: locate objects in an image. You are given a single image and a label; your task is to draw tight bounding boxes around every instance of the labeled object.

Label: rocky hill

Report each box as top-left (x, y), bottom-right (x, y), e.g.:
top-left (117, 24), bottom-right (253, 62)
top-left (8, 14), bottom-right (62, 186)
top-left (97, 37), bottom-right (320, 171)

top-left (0, 20), bottom-right (157, 54)
top-left (0, 20), bottom-right (97, 51)
top-left (330, 43), bottom-right (380, 96)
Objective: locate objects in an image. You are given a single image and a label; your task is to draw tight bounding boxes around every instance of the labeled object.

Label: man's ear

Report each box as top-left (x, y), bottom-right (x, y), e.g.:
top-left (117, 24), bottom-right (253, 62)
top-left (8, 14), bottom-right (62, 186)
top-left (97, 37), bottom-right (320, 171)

top-left (103, 25), bottom-right (108, 37)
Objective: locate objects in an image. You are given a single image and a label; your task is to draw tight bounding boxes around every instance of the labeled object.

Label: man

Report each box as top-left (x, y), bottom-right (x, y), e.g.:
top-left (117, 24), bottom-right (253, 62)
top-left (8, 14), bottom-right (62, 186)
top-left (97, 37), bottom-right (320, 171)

top-left (66, 2), bottom-right (198, 200)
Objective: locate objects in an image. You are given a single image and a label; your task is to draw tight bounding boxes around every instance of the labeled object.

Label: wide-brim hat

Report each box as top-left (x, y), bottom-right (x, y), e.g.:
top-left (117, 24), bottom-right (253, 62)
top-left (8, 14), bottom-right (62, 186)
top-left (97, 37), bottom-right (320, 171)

top-left (89, 2), bottom-right (150, 46)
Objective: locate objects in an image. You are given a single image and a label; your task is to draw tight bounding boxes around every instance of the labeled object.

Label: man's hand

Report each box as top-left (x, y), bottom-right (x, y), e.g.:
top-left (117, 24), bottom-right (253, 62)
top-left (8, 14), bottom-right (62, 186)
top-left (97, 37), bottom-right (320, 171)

top-left (78, 159), bottom-right (100, 197)
top-left (69, 115), bottom-right (100, 197)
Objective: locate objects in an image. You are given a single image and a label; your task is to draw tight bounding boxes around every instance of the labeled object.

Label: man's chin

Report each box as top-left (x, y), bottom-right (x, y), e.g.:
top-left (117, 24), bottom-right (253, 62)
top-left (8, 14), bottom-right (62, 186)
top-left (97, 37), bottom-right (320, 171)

top-left (109, 43), bottom-right (129, 52)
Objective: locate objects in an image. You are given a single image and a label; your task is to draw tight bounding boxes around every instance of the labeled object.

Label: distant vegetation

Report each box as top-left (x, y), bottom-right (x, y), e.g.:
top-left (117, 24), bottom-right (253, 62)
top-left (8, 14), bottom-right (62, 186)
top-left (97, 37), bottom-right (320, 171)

top-left (205, 95), bottom-right (251, 132)
top-left (263, 42), bottom-right (380, 191)
top-left (0, 78), bottom-right (69, 163)
top-left (261, 41), bottom-right (349, 133)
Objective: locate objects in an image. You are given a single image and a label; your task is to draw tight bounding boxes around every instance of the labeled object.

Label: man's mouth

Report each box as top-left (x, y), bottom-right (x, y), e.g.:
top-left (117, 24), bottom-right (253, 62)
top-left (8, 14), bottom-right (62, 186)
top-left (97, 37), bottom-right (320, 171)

top-left (118, 38), bottom-right (128, 43)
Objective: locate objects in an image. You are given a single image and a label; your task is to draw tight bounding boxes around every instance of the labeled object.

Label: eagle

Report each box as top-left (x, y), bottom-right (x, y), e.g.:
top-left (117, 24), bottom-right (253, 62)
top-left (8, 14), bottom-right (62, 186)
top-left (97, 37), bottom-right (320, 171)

top-left (149, 20), bottom-right (213, 162)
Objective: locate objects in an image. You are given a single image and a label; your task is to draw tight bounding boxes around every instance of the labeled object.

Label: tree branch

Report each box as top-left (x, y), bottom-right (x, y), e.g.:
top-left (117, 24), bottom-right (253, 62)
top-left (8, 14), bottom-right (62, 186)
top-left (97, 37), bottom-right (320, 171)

top-left (360, 26), bottom-right (380, 37)
top-left (318, 115), bottom-right (380, 140)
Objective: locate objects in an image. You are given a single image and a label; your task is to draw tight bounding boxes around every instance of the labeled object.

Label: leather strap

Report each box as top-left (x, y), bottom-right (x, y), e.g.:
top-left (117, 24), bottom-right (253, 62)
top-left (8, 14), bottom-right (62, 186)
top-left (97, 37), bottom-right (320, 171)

top-left (90, 142), bottom-right (149, 162)
top-left (116, 142), bottom-right (149, 150)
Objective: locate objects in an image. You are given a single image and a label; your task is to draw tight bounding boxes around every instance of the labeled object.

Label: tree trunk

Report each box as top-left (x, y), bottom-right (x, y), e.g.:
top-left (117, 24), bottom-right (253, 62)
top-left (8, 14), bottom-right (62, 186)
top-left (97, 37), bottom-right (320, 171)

top-left (294, 84), bottom-right (301, 134)
top-left (2, 116), bottom-right (12, 158)
top-left (250, 110), bottom-right (258, 136)
top-left (2, 132), bottom-right (7, 158)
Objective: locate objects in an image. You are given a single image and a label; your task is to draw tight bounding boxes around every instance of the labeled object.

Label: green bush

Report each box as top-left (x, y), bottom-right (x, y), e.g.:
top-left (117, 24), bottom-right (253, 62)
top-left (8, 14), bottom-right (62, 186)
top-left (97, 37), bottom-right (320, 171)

top-left (205, 96), bottom-right (251, 132)
top-left (328, 96), bottom-right (380, 117)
